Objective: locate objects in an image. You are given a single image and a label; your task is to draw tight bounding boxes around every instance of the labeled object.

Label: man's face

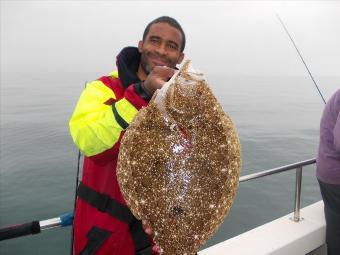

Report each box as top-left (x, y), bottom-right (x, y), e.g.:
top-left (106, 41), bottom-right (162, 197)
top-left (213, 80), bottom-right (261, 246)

top-left (138, 22), bottom-right (184, 75)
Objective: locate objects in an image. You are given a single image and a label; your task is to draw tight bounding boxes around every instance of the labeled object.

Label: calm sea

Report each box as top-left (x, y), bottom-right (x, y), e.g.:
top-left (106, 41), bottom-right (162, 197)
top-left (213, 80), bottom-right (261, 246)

top-left (0, 72), bottom-right (338, 254)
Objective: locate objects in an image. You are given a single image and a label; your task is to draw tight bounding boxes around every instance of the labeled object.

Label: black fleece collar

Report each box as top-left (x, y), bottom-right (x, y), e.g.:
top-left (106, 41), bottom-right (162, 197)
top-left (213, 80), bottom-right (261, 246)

top-left (116, 47), bottom-right (141, 89)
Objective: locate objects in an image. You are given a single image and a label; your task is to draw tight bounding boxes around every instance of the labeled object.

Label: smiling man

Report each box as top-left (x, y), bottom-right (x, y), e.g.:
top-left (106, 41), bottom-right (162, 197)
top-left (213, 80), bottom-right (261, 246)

top-left (69, 16), bottom-right (185, 255)
top-left (138, 21), bottom-right (184, 87)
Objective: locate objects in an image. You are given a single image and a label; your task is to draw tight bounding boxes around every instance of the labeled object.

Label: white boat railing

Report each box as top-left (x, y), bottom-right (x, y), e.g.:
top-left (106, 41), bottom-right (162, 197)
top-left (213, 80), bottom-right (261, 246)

top-left (239, 158), bottom-right (317, 222)
top-left (0, 158), bottom-right (317, 242)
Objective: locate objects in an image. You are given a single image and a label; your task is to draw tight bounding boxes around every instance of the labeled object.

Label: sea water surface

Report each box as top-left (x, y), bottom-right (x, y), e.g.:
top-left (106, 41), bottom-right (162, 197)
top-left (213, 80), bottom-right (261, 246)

top-left (0, 72), bottom-right (338, 254)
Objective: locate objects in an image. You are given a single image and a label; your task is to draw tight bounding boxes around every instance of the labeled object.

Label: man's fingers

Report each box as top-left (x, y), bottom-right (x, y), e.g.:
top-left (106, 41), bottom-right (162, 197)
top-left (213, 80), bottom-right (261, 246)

top-left (142, 220), bottom-right (153, 235)
top-left (143, 66), bottom-right (177, 94)
top-left (144, 227), bottom-right (153, 235)
top-left (152, 245), bottom-right (160, 253)
top-left (143, 224), bottom-right (153, 235)
top-left (152, 65), bottom-right (176, 79)
top-left (142, 219), bottom-right (150, 228)
top-left (142, 220), bottom-right (159, 253)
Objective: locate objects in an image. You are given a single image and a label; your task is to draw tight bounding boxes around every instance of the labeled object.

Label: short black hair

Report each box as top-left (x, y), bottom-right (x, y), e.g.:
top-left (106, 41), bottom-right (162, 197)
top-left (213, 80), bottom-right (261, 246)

top-left (142, 16), bottom-right (186, 52)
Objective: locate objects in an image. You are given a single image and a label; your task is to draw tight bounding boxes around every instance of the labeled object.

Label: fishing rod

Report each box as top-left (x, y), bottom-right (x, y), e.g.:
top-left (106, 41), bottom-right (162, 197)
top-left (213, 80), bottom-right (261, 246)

top-left (0, 212), bottom-right (73, 241)
top-left (69, 149), bottom-right (81, 255)
top-left (275, 12), bottom-right (326, 105)
top-left (0, 82), bottom-right (86, 246)
top-left (69, 81), bottom-right (87, 255)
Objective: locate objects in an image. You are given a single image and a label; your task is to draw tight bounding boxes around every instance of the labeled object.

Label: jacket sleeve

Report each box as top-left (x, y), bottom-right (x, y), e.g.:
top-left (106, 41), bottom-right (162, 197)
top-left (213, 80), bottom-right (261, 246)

top-left (334, 110), bottom-right (340, 152)
top-left (69, 74), bottom-right (148, 157)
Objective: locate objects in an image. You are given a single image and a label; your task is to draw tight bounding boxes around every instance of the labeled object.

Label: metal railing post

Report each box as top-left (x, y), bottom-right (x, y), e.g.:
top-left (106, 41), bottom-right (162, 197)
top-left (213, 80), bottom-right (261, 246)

top-left (238, 158), bottom-right (316, 222)
top-left (292, 166), bottom-right (303, 222)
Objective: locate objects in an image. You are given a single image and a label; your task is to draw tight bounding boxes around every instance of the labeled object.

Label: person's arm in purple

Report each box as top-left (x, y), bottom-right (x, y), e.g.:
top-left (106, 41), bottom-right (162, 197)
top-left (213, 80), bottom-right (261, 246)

top-left (334, 111), bottom-right (340, 152)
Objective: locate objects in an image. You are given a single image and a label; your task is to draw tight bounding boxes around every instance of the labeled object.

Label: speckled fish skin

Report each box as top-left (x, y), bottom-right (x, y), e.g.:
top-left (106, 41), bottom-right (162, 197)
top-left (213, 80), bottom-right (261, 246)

top-left (117, 61), bottom-right (241, 255)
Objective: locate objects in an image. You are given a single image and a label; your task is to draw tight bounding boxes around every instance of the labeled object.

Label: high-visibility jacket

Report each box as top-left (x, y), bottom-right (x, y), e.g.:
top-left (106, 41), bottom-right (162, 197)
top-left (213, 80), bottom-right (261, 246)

top-left (69, 47), bottom-right (154, 255)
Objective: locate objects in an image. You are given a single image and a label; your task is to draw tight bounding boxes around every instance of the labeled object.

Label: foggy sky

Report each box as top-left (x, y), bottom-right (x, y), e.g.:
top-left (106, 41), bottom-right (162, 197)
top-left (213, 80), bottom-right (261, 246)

top-left (1, 1), bottom-right (340, 77)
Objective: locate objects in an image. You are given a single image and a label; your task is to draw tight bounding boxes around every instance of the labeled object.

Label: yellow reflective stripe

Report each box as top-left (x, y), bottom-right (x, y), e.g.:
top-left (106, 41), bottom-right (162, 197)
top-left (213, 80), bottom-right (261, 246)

top-left (109, 70), bottom-right (119, 78)
top-left (115, 98), bottom-right (138, 125)
top-left (69, 80), bottom-right (122, 156)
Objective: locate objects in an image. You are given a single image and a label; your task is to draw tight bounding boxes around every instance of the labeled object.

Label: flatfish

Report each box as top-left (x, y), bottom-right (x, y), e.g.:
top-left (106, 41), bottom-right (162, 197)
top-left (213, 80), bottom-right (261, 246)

top-left (117, 60), bottom-right (241, 255)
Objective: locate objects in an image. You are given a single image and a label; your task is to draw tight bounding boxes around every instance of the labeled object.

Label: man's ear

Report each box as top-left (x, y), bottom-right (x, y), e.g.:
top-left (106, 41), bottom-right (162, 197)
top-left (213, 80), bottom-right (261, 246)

top-left (138, 41), bottom-right (143, 53)
top-left (177, 53), bottom-right (185, 64)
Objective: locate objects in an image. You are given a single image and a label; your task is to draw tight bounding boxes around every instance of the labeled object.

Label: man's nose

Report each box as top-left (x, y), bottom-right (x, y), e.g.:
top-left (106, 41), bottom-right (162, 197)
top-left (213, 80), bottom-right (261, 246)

top-left (155, 44), bottom-right (167, 56)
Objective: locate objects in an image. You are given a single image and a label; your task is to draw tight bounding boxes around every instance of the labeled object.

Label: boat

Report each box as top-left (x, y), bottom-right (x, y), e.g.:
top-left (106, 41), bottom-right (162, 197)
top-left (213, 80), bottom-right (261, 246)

top-left (0, 158), bottom-right (326, 255)
top-left (0, 9), bottom-right (329, 255)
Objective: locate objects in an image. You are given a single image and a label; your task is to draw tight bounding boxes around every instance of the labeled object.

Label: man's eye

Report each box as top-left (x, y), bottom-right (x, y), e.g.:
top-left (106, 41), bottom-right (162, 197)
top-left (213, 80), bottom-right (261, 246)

top-left (168, 44), bottom-right (178, 50)
top-left (150, 38), bottom-right (159, 44)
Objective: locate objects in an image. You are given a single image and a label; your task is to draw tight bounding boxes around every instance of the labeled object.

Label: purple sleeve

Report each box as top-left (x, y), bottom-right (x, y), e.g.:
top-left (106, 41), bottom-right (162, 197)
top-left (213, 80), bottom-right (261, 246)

top-left (334, 112), bottom-right (340, 152)
top-left (333, 90), bottom-right (340, 152)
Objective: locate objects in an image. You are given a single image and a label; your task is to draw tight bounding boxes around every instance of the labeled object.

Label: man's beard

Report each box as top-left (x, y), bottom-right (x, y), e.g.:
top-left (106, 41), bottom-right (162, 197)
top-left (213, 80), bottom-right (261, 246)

top-left (140, 54), bottom-right (152, 75)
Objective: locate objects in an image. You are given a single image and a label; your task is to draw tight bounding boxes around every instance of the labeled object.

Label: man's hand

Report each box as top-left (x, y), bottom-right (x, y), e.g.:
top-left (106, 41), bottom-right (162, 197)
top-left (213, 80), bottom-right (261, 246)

top-left (143, 66), bottom-right (176, 95)
top-left (142, 220), bottom-right (160, 254)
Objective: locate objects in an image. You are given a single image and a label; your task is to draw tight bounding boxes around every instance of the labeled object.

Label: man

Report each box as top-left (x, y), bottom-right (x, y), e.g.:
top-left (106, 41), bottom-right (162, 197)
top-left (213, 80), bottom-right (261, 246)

top-left (316, 89), bottom-right (340, 255)
top-left (69, 16), bottom-right (185, 255)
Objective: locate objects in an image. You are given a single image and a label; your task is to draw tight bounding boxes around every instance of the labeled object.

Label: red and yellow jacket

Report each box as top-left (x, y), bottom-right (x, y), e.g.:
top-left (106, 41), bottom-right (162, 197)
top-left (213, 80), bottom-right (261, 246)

top-left (69, 47), bottom-right (154, 255)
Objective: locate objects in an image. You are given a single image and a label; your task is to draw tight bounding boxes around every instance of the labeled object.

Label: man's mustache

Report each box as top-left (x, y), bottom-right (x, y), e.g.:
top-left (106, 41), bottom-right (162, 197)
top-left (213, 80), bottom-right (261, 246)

top-left (146, 51), bottom-right (171, 64)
